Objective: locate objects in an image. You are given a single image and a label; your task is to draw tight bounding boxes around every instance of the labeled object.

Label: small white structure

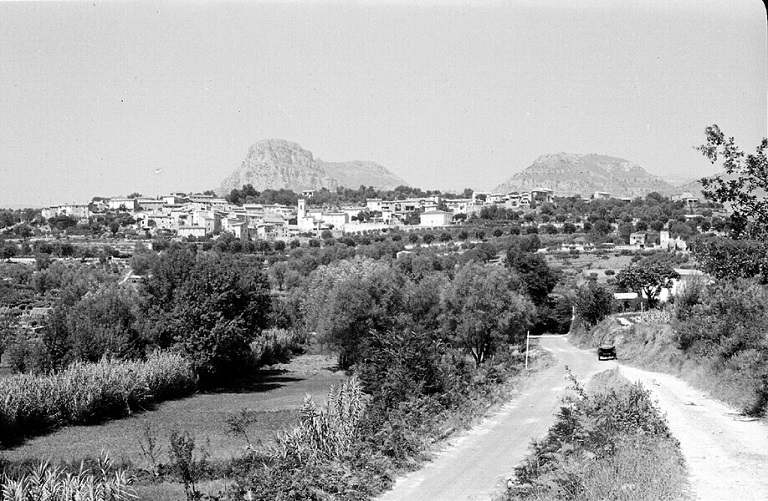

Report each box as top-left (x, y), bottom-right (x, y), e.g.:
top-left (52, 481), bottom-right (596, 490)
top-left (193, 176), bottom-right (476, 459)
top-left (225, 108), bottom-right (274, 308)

top-left (629, 232), bottom-right (647, 246)
top-left (419, 210), bottom-right (452, 227)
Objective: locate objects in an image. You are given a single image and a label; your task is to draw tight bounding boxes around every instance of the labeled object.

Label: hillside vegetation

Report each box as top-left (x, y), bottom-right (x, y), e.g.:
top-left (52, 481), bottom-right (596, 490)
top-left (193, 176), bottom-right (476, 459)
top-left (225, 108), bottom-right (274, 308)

top-left (502, 369), bottom-right (689, 501)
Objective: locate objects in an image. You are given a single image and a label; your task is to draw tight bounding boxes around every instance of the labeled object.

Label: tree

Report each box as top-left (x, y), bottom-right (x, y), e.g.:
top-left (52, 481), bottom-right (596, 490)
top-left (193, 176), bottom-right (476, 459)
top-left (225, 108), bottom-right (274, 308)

top-left (697, 124), bottom-right (768, 238)
top-left (168, 254), bottom-right (271, 380)
top-left (302, 257), bottom-right (406, 369)
top-left (574, 281), bottom-right (614, 329)
top-left (506, 247), bottom-right (560, 306)
top-left (691, 236), bottom-right (768, 282)
top-left (616, 263), bottom-right (680, 309)
top-left (1, 244), bottom-right (16, 261)
top-left (440, 263), bottom-right (534, 365)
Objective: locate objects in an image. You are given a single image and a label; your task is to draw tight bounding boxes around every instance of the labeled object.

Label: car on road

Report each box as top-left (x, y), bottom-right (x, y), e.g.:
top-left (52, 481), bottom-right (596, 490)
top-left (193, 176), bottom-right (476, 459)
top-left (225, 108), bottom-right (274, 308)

top-left (598, 344), bottom-right (616, 360)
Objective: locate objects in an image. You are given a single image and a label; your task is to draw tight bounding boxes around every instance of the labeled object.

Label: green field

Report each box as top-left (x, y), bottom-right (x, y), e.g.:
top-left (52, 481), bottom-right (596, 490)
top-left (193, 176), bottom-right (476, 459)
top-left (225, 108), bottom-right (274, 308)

top-left (3, 354), bottom-right (344, 499)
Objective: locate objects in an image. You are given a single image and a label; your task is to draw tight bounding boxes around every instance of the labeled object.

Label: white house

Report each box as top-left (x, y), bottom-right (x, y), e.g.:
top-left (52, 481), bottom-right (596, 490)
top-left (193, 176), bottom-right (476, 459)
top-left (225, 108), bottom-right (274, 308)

top-left (108, 197), bottom-right (139, 212)
top-left (419, 210), bottom-right (452, 227)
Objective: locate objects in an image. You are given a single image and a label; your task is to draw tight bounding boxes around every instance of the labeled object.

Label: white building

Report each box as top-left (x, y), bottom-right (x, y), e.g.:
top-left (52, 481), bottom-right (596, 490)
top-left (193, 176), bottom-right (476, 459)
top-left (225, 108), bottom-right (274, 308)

top-left (108, 197), bottom-right (140, 212)
top-left (419, 210), bottom-right (452, 227)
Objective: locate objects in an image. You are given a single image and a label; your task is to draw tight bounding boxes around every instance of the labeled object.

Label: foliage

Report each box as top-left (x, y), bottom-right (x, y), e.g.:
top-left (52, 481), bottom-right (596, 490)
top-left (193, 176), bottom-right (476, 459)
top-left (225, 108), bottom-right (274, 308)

top-left (673, 279), bottom-right (768, 416)
top-left (506, 247), bottom-right (561, 305)
top-left (0, 352), bottom-right (197, 446)
top-left (0, 452), bottom-right (137, 501)
top-left (140, 249), bottom-right (271, 381)
top-left (356, 329), bottom-right (446, 411)
top-left (271, 378), bottom-right (367, 465)
top-left (302, 257), bottom-right (405, 368)
top-left (616, 263), bottom-right (679, 309)
top-left (166, 254), bottom-right (271, 380)
top-left (168, 429), bottom-right (210, 501)
top-left (507, 370), bottom-right (686, 501)
top-left (52, 285), bottom-right (145, 366)
top-left (440, 263), bottom-right (534, 364)
top-left (574, 282), bottom-right (614, 330)
top-left (697, 124), bottom-right (768, 238)
top-left (690, 235), bottom-right (768, 282)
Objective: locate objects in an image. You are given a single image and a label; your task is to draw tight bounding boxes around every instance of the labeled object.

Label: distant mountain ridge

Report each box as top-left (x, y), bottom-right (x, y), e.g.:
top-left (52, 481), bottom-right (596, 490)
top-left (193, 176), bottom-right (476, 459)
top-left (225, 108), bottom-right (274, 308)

top-left (493, 153), bottom-right (677, 198)
top-left (218, 139), bottom-right (408, 195)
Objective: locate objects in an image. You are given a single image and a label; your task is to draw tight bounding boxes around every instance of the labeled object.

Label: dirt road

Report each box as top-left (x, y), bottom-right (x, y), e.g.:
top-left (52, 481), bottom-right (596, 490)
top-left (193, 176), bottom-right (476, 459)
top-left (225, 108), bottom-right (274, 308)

top-left (619, 365), bottom-right (768, 501)
top-left (379, 335), bottom-right (605, 501)
top-left (379, 336), bottom-right (768, 501)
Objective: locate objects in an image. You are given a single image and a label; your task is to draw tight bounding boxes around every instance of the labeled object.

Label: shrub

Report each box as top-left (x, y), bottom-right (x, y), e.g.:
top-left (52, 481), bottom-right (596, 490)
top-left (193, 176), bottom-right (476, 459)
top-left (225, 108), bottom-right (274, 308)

top-left (673, 279), bottom-right (768, 416)
top-left (507, 370), bottom-right (687, 501)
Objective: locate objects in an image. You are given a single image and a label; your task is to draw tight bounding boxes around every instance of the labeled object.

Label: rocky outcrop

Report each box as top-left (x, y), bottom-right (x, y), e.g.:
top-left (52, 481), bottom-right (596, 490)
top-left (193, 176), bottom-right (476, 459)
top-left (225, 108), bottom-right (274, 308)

top-left (493, 153), bottom-right (676, 198)
top-left (219, 139), bottom-right (407, 195)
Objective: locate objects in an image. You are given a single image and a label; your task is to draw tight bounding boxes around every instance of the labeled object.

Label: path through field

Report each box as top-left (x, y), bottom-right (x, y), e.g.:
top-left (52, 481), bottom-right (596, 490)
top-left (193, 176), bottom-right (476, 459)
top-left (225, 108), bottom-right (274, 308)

top-left (379, 336), bottom-right (768, 501)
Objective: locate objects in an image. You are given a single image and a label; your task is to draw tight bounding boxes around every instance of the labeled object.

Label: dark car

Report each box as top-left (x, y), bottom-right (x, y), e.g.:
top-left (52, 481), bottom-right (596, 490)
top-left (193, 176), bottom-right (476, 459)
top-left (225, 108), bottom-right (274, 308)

top-left (598, 344), bottom-right (616, 360)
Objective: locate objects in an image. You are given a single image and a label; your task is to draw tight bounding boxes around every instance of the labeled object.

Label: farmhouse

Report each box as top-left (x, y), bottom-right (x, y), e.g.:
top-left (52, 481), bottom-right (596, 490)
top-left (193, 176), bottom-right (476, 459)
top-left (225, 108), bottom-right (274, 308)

top-left (419, 210), bottom-right (452, 227)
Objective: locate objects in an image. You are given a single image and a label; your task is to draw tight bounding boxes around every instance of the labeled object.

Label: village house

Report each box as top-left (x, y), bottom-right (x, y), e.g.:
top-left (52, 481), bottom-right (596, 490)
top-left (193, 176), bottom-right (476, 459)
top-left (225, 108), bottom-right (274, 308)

top-left (629, 232), bottom-right (647, 246)
top-left (42, 203), bottom-right (91, 221)
top-left (108, 197), bottom-right (140, 212)
top-left (419, 210), bottom-right (452, 227)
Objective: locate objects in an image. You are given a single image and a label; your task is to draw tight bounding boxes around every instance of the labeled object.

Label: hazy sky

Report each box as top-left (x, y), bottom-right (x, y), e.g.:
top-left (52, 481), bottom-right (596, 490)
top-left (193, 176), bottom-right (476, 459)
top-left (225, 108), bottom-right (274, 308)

top-left (1, 0), bottom-right (766, 207)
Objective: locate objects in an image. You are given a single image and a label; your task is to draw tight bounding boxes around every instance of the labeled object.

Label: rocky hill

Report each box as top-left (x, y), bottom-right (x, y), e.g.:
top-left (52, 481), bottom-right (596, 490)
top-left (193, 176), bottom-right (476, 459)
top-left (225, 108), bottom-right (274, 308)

top-left (218, 139), bottom-right (408, 195)
top-left (493, 153), bottom-right (676, 198)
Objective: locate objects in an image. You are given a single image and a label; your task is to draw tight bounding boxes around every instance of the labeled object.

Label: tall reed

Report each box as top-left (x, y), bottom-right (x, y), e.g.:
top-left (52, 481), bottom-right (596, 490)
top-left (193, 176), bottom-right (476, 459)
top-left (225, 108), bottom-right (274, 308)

top-left (1, 452), bottom-right (137, 501)
top-left (0, 352), bottom-right (197, 445)
top-left (271, 377), bottom-right (367, 464)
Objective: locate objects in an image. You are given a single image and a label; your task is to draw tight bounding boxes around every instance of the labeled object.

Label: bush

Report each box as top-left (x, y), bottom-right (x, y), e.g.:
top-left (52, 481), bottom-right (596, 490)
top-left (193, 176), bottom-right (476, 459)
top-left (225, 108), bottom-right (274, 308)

top-left (673, 279), bottom-right (768, 416)
top-left (507, 370), bottom-right (687, 501)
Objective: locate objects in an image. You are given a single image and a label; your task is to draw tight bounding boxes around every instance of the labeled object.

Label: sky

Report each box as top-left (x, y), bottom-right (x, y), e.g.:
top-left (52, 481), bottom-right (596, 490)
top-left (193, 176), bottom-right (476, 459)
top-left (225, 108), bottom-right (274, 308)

top-left (0, 0), bottom-right (766, 207)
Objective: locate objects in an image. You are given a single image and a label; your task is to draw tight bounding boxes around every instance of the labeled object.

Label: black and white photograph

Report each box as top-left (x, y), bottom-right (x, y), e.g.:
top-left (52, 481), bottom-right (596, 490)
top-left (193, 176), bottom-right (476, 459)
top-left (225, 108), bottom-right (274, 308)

top-left (0, 1), bottom-right (766, 500)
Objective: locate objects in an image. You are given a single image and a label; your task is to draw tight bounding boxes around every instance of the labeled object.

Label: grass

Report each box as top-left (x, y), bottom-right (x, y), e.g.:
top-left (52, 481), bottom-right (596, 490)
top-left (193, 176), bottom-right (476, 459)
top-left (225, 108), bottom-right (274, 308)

top-left (4, 356), bottom-right (342, 462)
top-left (2, 354), bottom-right (343, 499)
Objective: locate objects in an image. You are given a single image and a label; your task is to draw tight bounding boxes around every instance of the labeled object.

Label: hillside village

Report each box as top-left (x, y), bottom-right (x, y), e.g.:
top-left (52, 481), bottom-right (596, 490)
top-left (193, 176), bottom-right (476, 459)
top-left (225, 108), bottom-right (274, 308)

top-left (37, 185), bottom-right (705, 243)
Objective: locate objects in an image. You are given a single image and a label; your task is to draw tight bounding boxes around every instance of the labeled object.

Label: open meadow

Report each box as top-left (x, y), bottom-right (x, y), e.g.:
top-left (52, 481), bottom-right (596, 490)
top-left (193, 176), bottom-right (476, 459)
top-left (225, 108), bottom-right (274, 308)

top-left (2, 354), bottom-right (344, 499)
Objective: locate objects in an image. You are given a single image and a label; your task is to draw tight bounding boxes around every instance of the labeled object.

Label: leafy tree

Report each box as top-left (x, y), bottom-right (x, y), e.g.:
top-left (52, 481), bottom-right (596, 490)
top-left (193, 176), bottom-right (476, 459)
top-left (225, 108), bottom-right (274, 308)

top-left (302, 258), bottom-right (406, 369)
top-left (167, 254), bottom-right (271, 380)
top-left (1, 244), bottom-right (16, 261)
top-left (66, 286), bottom-right (145, 362)
top-left (616, 263), bottom-right (680, 309)
top-left (691, 236), bottom-right (768, 282)
top-left (440, 263), bottom-right (534, 365)
top-left (574, 281), bottom-right (614, 329)
top-left (697, 124), bottom-right (768, 238)
top-left (506, 247), bottom-right (560, 306)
